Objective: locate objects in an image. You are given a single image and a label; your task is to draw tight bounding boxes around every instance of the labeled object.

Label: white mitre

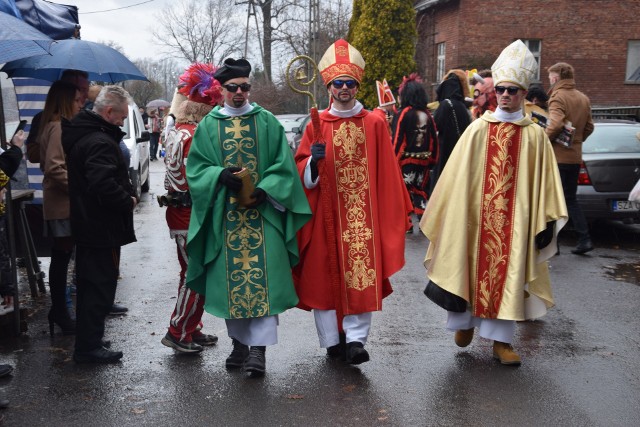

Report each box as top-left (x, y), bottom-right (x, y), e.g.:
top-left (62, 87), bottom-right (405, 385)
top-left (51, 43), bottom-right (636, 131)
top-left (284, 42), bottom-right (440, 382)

top-left (491, 40), bottom-right (538, 89)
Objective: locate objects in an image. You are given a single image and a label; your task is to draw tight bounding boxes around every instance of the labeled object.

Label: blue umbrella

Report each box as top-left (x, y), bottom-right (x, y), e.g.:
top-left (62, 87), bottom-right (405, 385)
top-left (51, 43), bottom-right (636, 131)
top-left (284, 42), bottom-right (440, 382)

top-left (1, 38), bottom-right (148, 83)
top-left (0, 11), bottom-right (54, 63)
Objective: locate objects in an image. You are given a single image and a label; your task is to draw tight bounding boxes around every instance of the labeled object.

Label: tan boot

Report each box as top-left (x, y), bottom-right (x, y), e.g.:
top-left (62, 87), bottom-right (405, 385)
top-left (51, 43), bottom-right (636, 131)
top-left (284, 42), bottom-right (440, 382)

top-left (454, 328), bottom-right (474, 347)
top-left (493, 341), bottom-right (521, 366)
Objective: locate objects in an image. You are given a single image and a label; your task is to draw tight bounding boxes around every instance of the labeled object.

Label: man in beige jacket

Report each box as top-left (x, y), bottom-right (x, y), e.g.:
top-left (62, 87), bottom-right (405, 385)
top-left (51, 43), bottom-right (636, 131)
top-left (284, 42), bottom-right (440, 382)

top-left (546, 62), bottom-right (594, 254)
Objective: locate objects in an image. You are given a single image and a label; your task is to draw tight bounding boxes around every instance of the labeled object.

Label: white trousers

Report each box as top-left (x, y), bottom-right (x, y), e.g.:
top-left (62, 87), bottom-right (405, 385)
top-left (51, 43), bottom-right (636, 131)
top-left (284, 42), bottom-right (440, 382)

top-left (225, 315), bottom-right (279, 346)
top-left (313, 309), bottom-right (372, 348)
top-left (446, 311), bottom-right (515, 343)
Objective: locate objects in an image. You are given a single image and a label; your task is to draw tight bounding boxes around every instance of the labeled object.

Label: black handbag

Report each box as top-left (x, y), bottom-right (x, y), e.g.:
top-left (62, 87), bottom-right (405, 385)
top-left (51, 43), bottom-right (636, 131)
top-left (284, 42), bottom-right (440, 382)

top-left (423, 280), bottom-right (467, 312)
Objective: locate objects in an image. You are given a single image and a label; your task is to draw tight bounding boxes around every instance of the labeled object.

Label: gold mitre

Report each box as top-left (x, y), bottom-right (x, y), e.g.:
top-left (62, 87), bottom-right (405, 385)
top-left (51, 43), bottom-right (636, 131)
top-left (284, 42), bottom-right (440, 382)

top-left (491, 40), bottom-right (537, 89)
top-left (318, 39), bottom-right (365, 85)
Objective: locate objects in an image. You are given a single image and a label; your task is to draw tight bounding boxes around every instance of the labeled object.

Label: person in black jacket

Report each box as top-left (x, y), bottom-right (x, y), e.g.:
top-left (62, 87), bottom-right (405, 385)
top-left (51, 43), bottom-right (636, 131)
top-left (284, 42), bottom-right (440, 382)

top-left (62, 85), bottom-right (138, 364)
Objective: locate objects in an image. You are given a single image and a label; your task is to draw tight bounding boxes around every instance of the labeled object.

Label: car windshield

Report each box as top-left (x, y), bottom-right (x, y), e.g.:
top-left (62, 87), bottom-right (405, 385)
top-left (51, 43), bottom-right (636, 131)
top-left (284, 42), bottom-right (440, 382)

top-left (583, 124), bottom-right (640, 154)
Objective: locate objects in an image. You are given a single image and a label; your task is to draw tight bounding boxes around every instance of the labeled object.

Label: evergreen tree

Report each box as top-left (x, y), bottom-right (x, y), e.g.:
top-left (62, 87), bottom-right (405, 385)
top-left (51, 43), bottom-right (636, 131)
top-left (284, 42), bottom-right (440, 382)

top-left (348, 0), bottom-right (417, 109)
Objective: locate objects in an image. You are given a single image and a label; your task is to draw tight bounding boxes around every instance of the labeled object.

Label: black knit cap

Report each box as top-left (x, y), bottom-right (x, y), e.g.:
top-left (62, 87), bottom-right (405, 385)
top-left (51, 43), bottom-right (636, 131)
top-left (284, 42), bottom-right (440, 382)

top-left (213, 58), bottom-right (251, 84)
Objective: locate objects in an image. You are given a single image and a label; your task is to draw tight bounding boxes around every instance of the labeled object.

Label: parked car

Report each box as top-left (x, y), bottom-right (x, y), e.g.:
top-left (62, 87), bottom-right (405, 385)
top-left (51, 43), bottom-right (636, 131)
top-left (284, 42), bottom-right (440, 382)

top-left (577, 120), bottom-right (640, 222)
top-left (275, 113), bottom-right (307, 152)
top-left (291, 113), bottom-right (311, 154)
top-left (122, 103), bottom-right (150, 199)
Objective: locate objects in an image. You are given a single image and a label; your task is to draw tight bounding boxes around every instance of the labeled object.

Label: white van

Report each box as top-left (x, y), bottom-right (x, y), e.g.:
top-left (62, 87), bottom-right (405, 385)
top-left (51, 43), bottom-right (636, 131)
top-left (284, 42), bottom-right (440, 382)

top-left (122, 103), bottom-right (150, 199)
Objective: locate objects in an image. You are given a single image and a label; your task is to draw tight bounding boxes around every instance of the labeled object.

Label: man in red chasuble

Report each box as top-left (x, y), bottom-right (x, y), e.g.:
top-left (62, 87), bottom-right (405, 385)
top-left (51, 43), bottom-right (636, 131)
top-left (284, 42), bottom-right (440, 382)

top-left (293, 39), bottom-right (412, 364)
top-left (420, 40), bottom-right (568, 366)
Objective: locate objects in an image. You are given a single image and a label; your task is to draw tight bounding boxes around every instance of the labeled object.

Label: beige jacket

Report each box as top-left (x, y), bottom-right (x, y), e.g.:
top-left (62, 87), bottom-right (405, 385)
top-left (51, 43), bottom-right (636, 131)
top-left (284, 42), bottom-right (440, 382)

top-left (38, 120), bottom-right (70, 220)
top-left (546, 79), bottom-right (594, 164)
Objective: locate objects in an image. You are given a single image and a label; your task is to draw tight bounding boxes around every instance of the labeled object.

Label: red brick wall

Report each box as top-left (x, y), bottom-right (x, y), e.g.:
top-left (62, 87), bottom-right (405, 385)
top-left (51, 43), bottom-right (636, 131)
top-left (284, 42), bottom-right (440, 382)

top-left (417, 0), bottom-right (640, 106)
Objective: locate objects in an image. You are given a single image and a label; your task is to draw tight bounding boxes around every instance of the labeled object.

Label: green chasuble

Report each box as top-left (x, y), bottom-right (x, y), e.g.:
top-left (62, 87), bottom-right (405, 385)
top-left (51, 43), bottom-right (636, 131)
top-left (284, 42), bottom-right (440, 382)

top-left (185, 104), bottom-right (311, 319)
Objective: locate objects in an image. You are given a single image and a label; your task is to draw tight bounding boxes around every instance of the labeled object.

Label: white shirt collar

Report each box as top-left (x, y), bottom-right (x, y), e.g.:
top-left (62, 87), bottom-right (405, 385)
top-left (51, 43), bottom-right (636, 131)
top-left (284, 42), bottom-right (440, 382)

top-left (220, 102), bottom-right (253, 117)
top-left (493, 107), bottom-right (525, 123)
top-left (329, 100), bottom-right (364, 118)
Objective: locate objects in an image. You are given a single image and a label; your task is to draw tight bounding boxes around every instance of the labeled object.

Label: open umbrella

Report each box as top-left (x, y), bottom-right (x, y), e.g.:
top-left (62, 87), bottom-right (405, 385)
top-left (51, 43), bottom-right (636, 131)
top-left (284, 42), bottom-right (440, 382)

top-left (0, 11), bottom-right (54, 63)
top-left (1, 38), bottom-right (147, 83)
top-left (146, 99), bottom-right (171, 108)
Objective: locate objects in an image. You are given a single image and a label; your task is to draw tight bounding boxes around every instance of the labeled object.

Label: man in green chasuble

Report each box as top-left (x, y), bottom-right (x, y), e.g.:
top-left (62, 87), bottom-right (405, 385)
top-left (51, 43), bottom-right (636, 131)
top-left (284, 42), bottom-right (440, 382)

top-left (185, 58), bottom-right (311, 376)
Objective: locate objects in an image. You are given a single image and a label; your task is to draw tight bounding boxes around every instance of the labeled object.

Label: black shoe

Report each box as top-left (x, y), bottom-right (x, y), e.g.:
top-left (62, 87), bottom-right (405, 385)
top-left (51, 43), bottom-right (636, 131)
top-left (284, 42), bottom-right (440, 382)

top-left (192, 332), bottom-right (218, 346)
top-left (73, 347), bottom-right (123, 364)
top-left (161, 332), bottom-right (203, 353)
top-left (346, 342), bottom-right (370, 365)
top-left (225, 339), bottom-right (249, 369)
top-left (0, 365), bottom-right (13, 378)
top-left (326, 332), bottom-right (346, 360)
top-left (48, 309), bottom-right (76, 336)
top-left (244, 346), bottom-right (266, 376)
top-left (571, 239), bottom-right (594, 255)
top-left (109, 303), bottom-right (129, 315)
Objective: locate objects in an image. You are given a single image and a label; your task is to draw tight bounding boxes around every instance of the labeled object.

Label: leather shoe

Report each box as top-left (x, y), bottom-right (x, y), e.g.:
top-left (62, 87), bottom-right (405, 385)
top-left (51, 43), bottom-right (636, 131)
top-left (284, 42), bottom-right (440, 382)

top-left (192, 331), bottom-right (218, 346)
top-left (493, 341), bottom-right (521, 366)
top-left (244, 346), bottom-right (266, 376)
top-left (73, 347), bottom-right (123, 364)
top-left (571, 240), bottom-right (593, 255)
top-left (109, 303), bottom-right (129, 315)
top-left (326, 332), bottom-right (346, 360)
top-left (225, 339), bottom-right (249, 369)
top-left (454, 328), bottom-right (474, 347)
top-left (0, 365), bottom-right (13, 378)
top-left (346, 342), bottom-right (370, 365)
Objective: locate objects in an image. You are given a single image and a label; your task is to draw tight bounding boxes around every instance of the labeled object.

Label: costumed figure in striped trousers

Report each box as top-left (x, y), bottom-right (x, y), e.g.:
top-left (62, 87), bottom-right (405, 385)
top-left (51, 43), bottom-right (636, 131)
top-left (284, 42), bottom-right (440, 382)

top-left (160, 63), bottom-right (222, 354)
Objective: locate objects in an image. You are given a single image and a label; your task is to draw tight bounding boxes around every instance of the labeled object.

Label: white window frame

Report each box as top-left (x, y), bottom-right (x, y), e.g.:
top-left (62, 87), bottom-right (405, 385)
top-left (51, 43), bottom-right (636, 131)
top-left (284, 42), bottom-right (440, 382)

top-left (436, 42), bottom-right (446, 82)
top-left (522, 39), bottom-right (542, 82)
top-left (626, 40), bottom-right (640, 83)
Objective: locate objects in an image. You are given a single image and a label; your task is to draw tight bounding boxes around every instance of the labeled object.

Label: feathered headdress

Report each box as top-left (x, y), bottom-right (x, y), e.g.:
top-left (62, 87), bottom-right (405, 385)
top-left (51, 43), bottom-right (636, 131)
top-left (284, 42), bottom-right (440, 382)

top-left (178, 63), bottom-right (223, 106)
top-left (398, 73), bottom-right (422, 95)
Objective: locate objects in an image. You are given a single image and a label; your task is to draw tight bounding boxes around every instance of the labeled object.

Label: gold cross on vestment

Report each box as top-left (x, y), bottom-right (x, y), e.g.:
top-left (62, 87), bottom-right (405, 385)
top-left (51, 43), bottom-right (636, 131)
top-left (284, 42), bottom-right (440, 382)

top-left (233, 249), bottom-right (258, 270)
top-left (227, 118), bottom-right (249, 139)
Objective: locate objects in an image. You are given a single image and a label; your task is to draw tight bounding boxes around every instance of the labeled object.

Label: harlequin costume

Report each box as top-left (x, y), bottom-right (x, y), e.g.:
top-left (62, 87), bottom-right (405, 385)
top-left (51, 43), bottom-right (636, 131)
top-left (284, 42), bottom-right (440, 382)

top-left (392, 73), bottom-right (439, 215)
top-left (420, 40), bottom-right (568, 365)
top-left (293, 39), bottom-right (411, 364)
top-left (185, 58), bottom-right (311, 374)
top-left (160, 63), bottom-right (222, 353)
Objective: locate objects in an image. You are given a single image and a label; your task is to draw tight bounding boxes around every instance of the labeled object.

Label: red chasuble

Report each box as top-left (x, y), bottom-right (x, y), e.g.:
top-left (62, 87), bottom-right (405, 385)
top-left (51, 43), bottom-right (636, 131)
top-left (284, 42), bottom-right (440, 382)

top-left (293, 109), bottom-right (411, 315)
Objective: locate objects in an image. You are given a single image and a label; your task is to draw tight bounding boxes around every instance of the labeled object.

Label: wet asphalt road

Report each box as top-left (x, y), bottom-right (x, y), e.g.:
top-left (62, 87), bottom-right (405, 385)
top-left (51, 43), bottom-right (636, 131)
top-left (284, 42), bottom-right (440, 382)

top-left (1, 159), bottom-right (639, 426)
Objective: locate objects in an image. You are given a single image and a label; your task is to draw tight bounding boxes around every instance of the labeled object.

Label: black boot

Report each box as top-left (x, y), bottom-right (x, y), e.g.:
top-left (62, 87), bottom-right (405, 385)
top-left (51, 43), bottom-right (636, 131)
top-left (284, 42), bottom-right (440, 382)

top-left (48, 248), bottom-right (75, 335)
top-left (346, 341), bottom-right (370, 365)
top-left (225, 339), bottom-right (249, 369)
top-left (244, 346), bottom-right (266, 376)
top-left (327, 332), bottom-right (346, 360)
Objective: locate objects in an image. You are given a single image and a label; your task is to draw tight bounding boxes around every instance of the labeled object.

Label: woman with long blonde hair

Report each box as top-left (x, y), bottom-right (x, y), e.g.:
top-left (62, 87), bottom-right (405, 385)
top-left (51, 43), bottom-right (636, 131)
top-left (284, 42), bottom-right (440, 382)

top-left (37, 80), bottom-right (84, 335)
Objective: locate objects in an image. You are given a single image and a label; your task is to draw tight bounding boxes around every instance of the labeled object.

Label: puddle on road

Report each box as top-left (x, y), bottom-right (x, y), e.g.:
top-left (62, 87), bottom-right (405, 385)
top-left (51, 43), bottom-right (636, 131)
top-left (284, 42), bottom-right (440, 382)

top-left (603, 261), bottom-right (640, 285)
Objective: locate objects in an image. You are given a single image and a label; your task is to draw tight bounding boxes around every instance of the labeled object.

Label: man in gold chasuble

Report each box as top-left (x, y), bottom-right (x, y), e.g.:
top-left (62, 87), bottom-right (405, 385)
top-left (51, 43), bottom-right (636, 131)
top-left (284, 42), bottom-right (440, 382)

top-left (420, 40), bottom-right (568, 366)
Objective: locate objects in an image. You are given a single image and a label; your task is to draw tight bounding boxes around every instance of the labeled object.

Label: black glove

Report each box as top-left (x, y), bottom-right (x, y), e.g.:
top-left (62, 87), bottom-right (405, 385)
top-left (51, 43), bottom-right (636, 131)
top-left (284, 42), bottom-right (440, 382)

top-left (219, 167), bottom-right (243, 192)
top-left (310, 143), bottom-right (326, 181)
top-left (535, 221), bottom-right (556, 249)
top-left (246, 188), bottom-right (267, 208)
top-left (310, 143), bottom-right (326, 162)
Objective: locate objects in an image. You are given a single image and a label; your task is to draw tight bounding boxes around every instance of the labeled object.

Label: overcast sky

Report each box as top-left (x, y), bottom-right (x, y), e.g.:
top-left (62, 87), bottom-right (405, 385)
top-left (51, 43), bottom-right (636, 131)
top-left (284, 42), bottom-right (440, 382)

top-left (66, 0), bottom-right (171, 61)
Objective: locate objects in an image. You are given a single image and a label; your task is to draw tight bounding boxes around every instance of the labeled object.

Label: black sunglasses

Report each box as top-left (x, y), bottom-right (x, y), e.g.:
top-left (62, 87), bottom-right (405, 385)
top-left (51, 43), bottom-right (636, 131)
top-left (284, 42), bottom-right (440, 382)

top-left (494, 86), bottom-right (521, 95)
top-left (331, 79), bottom-right (357, 89)
top-left (223, 83), bottom-right (252, 92)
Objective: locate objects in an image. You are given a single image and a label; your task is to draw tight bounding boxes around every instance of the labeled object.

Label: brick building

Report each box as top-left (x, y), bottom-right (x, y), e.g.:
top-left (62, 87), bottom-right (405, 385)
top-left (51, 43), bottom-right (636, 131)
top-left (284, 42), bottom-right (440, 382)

top-left (414, 0), bottom-right (640, 107)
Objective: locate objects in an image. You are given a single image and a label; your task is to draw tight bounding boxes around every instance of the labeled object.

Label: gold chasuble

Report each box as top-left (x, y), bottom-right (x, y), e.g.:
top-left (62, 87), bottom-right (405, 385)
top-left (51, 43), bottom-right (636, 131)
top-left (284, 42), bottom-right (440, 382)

top-left (186, 105), bottom-right (311, 320)
top-left (420, 111), bottom-right (568, 321)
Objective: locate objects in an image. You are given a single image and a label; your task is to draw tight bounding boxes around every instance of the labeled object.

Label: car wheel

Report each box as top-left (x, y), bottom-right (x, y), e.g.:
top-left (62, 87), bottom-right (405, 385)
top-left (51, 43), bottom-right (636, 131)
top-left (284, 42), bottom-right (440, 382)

top-left (131, 169), bottom-right (142, 200)
top-left (141, 169), bottom-right (150, 193)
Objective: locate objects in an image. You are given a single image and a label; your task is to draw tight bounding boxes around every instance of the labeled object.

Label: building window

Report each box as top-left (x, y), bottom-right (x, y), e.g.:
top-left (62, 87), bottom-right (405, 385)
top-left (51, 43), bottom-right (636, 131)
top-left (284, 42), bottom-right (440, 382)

top-left (436, 42), bottom-right (446, 82)
top-left (522, 39), bottom-right (541, 82)
top-left (626, 40), bottom-right (640, 83)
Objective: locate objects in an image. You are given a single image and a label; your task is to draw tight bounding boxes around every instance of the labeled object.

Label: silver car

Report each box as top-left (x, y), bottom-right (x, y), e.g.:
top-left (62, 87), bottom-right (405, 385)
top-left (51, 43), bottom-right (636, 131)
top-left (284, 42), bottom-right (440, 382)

top-left (577, 120), bottom-right (640, 222)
